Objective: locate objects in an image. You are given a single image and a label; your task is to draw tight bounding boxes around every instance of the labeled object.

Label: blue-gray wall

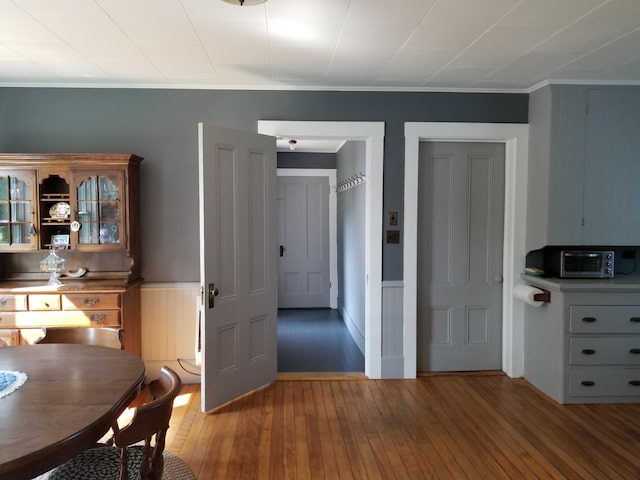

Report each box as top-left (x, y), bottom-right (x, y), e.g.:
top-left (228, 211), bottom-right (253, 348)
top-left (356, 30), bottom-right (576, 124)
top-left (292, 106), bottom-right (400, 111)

top-left (336, 141), bottom-right (366, 352)
top-left (0, 88), bottom-right (528, 282)
top-left (277, 151), bottom-right (336, 169)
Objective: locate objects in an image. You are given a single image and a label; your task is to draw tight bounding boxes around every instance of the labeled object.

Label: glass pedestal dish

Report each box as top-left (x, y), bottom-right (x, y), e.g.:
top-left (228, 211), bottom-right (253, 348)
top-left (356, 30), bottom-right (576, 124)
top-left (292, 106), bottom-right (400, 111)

top-left (39, 249), bottom-right (66, 286)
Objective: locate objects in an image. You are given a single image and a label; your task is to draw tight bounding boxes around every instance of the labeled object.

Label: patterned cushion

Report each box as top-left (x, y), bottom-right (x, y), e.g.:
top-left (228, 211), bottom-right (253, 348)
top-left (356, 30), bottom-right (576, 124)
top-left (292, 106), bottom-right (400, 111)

top-left (39, 446), bottom-right (195, 480)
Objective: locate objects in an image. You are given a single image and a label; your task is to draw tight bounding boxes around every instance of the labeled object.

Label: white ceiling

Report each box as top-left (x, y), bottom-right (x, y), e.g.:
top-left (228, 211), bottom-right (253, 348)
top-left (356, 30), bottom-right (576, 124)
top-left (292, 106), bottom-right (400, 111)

top-left (1, 0), bottom-right (640, 92)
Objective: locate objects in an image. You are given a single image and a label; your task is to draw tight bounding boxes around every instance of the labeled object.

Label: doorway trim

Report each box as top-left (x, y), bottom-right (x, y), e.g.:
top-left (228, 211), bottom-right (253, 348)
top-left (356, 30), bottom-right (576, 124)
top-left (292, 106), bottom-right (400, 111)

top-left (277, 168), bottom-right (338, 309)
top-left (404, 122), bottom-right (529, 379)
top-left (259, 121), bottom-right (385, 379)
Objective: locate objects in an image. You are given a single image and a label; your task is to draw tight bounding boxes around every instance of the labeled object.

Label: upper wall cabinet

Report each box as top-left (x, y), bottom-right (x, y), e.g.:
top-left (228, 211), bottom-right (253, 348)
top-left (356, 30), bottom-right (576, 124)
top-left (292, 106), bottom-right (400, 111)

top-left (0, 170), bottom-right (37, 251)
top-left (527, 86), bottom-right (640, 250)
top-left (0, 154), bottom-right (142, 281)
top-left (582, 89), bottom-right (640, 245)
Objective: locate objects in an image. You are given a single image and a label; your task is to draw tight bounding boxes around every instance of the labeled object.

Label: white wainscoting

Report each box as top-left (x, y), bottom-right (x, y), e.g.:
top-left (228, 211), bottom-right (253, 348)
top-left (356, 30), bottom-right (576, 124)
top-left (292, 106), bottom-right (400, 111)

top-left (141, 283), bottom-right (201, 383)
top-left (141, 282), bottom-right (406, 382)
top-left (382, 281), bottom-right (404, 378)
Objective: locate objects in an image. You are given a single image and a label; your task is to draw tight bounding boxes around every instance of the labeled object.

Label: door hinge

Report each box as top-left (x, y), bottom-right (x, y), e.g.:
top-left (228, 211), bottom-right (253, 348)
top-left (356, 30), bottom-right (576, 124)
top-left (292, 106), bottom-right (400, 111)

top-left (582, 217), bottom-right (585, 226)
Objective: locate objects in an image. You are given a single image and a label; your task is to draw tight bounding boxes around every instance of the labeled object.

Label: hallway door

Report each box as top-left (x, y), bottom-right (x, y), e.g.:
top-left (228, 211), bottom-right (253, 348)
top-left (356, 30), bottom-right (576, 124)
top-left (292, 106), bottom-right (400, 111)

top-left (199, 124), bottom-right (277, 412)
top-left (417, 142), bottom-right (505, 371)
top-left (277, 176), bottom-right (330, 308)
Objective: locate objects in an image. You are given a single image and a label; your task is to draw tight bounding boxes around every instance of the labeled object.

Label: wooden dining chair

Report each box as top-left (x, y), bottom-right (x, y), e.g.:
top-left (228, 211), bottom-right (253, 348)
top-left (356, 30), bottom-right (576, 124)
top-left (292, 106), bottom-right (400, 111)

top-left (38, 327), bottom-right (124, 349)
top-left (47, 366), bottom-right (183, 480)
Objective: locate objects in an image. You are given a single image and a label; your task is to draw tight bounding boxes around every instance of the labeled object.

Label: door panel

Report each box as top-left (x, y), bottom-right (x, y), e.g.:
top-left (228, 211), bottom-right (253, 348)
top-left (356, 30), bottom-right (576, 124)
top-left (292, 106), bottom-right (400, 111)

top-left (277, 176), bottom-right (330, 308)
top-left (417, 142), bottom-right (505, 372)
top-left (199, 124), bottom-right (277, 412)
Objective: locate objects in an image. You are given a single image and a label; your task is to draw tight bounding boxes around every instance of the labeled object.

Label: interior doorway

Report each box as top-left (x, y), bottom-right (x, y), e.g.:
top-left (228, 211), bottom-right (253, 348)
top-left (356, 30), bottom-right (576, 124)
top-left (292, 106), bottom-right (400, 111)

top-left (259, 121), bottom-right (384, 378)
top-left (404, 122), bottom-right (530, 379)
top-left (275, 156), bottom-right (364, 373)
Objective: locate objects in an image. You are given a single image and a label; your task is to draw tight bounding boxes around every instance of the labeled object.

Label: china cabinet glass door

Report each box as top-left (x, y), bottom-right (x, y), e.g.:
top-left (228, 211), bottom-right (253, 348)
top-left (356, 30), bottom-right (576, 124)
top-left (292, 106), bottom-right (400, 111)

top-left (0, 171), bottom-right (36, 250)
top-left (75, 172), bottom-right (125, 249)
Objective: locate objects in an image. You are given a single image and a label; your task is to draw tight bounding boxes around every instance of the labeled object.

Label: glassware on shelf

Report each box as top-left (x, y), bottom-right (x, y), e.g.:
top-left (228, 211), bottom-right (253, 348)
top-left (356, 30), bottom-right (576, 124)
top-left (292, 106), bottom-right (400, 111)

top-left (39, 249), bottom-right (66, 286)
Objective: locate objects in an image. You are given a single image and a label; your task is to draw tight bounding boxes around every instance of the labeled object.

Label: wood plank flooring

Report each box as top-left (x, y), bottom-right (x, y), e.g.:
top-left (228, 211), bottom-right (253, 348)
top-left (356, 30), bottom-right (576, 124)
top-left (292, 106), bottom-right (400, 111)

top-left (165, 375), bottom-right (640, 479)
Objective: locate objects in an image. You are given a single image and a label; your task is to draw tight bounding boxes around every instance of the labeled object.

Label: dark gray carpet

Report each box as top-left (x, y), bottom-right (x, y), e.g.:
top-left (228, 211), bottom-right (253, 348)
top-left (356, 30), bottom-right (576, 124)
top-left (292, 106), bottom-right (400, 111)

top-left (277, 308), bottom-right (364, 372)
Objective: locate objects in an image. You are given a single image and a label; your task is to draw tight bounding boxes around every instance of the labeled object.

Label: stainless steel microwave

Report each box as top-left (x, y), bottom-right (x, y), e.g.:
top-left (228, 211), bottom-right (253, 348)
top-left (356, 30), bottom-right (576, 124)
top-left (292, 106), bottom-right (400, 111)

top-left (559, 250), bottom-right (614, 278)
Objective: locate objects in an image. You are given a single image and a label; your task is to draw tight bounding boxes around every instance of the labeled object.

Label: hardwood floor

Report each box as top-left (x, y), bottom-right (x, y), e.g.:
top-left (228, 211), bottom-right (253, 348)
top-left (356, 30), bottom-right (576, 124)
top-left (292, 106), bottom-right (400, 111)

top-left (164, 375), bottom-right (640, 479)
top-left (277, 308), bottom-right (364, 372)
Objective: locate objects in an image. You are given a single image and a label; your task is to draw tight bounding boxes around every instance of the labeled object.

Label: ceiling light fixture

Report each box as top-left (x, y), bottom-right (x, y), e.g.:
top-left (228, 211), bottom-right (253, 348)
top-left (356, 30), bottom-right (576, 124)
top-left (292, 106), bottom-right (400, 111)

top-left (221, 0), bottom-right (267, 5)
top-left (288, 139), bottom-right (297, 151)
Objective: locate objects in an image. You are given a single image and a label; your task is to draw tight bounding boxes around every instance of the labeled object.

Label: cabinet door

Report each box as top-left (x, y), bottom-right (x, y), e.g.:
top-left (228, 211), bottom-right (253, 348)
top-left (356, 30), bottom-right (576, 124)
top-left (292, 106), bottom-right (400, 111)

top-left (583, 89), bottom-right (640, 245)
top-left (73, 171), bottom-right (127, 250)
top-left (0, 170), bottom-right (37, 251)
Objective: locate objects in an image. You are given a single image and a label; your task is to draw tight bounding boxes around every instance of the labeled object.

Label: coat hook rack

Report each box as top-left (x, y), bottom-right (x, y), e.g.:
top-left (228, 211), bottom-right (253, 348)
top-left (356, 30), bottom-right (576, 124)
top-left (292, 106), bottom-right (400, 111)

top-left (333, 172), bottom-right (366, 193)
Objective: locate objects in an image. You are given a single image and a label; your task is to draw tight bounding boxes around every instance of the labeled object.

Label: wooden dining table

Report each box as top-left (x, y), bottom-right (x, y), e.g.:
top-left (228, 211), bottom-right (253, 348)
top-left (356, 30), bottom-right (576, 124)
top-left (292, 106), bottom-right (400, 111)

top-left (0, 343), bottom-right (145, 480)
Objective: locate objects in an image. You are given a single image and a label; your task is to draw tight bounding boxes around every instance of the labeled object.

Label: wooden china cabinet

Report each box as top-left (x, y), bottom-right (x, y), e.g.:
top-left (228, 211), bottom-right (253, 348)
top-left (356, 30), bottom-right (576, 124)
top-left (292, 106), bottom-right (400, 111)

top-left (0, 154), bottom-right (143, 355)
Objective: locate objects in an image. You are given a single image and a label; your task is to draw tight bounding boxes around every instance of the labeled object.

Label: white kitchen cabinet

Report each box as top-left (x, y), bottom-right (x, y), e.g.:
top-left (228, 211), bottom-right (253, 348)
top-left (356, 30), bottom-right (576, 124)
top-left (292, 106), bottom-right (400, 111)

top-left (527, 86), bottom-right (640, 250)
top-left (523, 275), bottom-right (640, 404)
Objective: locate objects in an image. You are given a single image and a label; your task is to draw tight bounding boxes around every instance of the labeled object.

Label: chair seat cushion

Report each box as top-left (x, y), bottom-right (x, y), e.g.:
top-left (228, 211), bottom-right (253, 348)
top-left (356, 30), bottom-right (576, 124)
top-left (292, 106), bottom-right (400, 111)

top-left (44, 446), bottom-right (194, 480)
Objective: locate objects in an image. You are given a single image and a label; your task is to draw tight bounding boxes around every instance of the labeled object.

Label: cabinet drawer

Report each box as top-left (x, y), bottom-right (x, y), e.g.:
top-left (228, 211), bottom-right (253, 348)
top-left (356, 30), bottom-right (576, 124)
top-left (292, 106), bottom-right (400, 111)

top-left (0, 311), bottom-right (120, 328)
top-left (568, 367), bottom-right (640, 397)
top-left (569, 337), bottom-right (640, 365)
top-left (0, 294), bottom-right (28, 311)
top-left (80, 311), bottom-right (120, 326)
top-left (62, 294), bottom-right (120, 310)
top-left (28, 294), bottom-right (61, 311)
top-left (569, 306), bottom-right (640, 333)
top-left (0, 312), bottom-right (18, 328)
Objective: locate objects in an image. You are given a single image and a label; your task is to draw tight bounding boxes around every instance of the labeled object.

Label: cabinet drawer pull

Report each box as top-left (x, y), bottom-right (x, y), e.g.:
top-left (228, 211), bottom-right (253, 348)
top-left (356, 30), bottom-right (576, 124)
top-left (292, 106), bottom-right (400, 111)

top-left (629, 380), bottom-right (640, 387)
top-left (581, 349), bottom-right (596, 355)
top-left (0, 298), bottom-right (6, 307)
top-left (582, 317), bottom-right (597, 323)
top-left (631, 317), bottom-right (640, 323)
top-left (83, 297), bottom-right (100, 306)
top-left (581, 380), bottom-right (595, 387)
top-left (89, 314), bottom-right (105, 324)
top-left (630, 348), bottom-right (640, 354)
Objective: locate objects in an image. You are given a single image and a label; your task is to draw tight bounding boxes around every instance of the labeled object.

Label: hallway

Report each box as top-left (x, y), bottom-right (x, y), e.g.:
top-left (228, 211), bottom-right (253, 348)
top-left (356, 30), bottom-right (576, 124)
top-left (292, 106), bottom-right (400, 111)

top-left (277, 309), bottom-right (364, 372)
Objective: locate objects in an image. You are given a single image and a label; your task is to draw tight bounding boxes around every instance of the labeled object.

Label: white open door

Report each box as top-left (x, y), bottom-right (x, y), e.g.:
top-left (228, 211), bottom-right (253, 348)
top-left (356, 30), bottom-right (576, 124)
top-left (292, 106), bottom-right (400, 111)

top-left (198, 123), bottom-right (277, 412)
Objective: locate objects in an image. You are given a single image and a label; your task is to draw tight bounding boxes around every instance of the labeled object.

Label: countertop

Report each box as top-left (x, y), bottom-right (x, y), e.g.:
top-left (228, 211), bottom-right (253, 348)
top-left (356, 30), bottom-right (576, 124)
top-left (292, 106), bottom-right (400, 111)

top-left (0, 278), bottom-right (141, 293)
top-left (521, 273), bottom-right (640, 292)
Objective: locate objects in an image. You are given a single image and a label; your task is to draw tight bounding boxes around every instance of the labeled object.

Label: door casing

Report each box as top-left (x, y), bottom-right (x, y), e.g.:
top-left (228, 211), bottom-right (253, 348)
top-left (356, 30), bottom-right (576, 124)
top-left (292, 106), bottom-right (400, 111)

top-left (259, 121), bottom-right (384, 379)
top-left (405, 122), bottom-right (529, 379)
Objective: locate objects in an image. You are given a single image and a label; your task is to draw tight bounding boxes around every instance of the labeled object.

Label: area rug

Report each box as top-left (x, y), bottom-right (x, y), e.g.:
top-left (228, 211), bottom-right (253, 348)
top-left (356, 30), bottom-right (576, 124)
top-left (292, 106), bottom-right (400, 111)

top-left (33, 449), bottom-right (195, 480)
top-left (0, 370), bottom-right (27, 399)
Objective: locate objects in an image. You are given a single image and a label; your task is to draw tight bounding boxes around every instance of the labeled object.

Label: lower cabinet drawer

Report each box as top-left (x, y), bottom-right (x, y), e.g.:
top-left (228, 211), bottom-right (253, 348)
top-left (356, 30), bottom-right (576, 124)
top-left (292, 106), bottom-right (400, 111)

top-left (0, 311), bottom-right (120, 328)
top-left (0, 295), bottom-right (27, 311)
top-left (570, 305), bottom-right (640, 333)
top-left (62, 293), bottom-right (120, 310)
top-left (569, 337), bottom-right (640, 365)
top-left (28, 294), bottom-right (61, 311)
top-left (0, 312), bottom-right (18, 328)
top-left (568, 368), bottom-right (640, 397)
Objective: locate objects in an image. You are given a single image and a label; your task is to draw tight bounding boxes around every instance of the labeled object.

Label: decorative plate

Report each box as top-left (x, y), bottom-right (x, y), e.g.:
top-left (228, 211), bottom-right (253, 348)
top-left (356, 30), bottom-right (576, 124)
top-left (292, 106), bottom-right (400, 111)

top-left (49, 202), bottom-right (71, 219)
